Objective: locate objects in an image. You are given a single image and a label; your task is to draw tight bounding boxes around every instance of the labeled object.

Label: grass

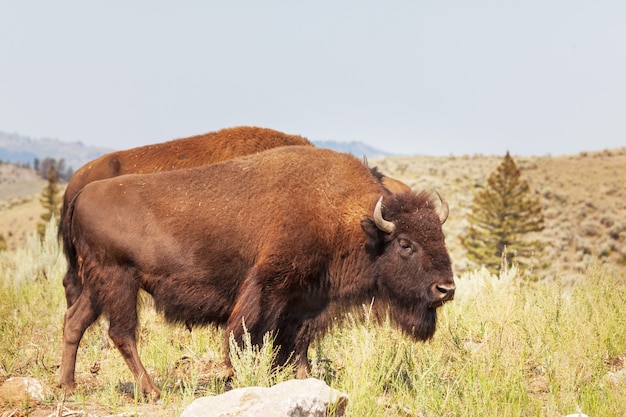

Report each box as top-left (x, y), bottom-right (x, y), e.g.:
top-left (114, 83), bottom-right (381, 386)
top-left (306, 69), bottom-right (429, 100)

top-left (1, 220), bottom-right (625, 416)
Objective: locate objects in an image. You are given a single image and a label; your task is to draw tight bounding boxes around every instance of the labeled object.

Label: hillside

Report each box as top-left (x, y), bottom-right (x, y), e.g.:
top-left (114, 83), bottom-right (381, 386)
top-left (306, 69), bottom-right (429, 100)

top-left (374, 147), bottom-right (626, 282)
top-left (0, 163), bottom-right (48, 251)
top-left (1, 148), bottom-right (625, 281)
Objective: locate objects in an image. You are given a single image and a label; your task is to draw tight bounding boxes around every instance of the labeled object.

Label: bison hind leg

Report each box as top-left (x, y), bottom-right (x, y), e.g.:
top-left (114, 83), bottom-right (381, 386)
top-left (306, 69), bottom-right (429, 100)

top-left (62, 267), bottom-right (83, 309)
top-left (104, 273), bottom-right (161, 399)
top-left (59, 286), bottom-right (102, 393)
top-left (108, 323), bottom-right (161, 400)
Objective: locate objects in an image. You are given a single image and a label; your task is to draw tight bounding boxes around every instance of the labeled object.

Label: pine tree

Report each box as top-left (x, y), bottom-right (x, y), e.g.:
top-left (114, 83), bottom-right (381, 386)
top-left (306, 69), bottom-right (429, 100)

top-left (462, 152), bottom-right (545, 273)
top-left (37, 159), bottom-right (62, 239)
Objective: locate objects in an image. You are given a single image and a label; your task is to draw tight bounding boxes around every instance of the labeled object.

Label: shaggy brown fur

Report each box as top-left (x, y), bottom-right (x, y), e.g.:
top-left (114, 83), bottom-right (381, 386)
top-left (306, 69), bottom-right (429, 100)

top-left (60, 126), bottom-right (313, 308)
top-left (60, 126), bottom-right (410, 309)
top-left (59, 146), bottom-right (454, 400)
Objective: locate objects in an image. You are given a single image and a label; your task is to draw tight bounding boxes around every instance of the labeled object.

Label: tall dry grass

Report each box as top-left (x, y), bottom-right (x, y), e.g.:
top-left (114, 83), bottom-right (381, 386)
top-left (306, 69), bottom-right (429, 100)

top-left (0, 220), bottom-right (624, 416)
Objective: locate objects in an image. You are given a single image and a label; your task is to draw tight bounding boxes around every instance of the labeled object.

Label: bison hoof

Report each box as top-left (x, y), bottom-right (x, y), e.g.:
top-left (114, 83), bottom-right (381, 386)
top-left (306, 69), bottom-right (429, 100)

top-left (59, 382), bottom-right (76, 399)
top-left (145, 388), bottom-right (161, 402)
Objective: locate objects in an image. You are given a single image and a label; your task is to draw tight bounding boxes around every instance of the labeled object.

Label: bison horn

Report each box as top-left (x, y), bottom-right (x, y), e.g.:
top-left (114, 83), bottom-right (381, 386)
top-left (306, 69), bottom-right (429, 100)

top-left (435, 190), bottom-right (449, 225)
top-left (374, 197), bottom-right (395, 234)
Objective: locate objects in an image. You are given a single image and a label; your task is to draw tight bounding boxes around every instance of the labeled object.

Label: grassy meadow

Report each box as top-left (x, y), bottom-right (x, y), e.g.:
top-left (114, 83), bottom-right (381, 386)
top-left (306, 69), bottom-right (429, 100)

top-left (1, 219), bottom-right (624, 416)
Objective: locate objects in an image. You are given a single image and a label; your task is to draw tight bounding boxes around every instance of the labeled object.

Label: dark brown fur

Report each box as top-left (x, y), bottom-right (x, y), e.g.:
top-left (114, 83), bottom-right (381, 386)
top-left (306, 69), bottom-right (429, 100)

top-left (59, 146), bottom-right (454, 400)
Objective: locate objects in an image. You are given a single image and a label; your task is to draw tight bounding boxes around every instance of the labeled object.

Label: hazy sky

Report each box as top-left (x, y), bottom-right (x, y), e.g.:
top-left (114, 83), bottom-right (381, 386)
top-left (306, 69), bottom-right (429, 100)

top-left (1, 1), bottom-right (625, 156)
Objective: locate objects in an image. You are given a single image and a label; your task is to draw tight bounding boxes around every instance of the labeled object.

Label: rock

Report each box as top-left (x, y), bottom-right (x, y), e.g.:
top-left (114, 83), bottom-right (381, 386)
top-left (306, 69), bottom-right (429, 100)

top-left (180, 378), bottom-right (348, 417)
top-left (0, 377), bottom-right (47, 406)
top-left (603, 368), bottom-right (626, 387)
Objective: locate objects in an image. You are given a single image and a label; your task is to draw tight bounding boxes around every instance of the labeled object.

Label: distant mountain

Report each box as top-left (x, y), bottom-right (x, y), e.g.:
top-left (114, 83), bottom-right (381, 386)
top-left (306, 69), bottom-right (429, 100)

top-left (0, 131), bottom-right (392, 170)
top-left (313, 140), bottom-right (392, 158)
top-left (0, 131), bottom-right (112, 170)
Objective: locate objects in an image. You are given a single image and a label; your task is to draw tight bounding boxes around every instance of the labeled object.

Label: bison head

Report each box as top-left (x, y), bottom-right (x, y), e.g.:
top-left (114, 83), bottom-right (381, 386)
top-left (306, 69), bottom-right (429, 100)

top-left (360, 191), bottom-right (455, 341)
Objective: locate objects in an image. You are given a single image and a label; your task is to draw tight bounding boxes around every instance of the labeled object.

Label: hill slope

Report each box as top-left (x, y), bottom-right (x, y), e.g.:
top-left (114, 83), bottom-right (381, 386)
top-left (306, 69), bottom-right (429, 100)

top-left (374, 147), bottom-right (626, 282)
top-left (0, 163), bottom-right (48, 251)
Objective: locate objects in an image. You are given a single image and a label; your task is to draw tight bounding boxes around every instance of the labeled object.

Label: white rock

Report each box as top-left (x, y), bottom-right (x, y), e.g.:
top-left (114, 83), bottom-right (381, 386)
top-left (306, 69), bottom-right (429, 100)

top-left (604, 368), bottom-right (626, 387)
top-left (180, 378), bottom-right (348, 417)
top-left (0, 377), bottom-right (47, 406)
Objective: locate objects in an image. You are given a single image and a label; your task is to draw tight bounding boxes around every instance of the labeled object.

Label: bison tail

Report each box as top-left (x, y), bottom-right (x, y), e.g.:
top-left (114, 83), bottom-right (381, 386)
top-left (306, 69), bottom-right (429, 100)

top-left (59, 194), bottom-right (73, 260)
top-left (60, 189), bottom-right (85, 308)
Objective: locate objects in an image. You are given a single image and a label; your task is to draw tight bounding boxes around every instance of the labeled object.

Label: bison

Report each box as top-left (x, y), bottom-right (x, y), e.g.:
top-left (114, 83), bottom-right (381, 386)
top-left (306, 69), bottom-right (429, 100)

top-left (60, 126), bottom-right (313, 308)
top-left (60, 126), bottom-right (410, 308)
top-left (59, 146), bottom-right (452, 400)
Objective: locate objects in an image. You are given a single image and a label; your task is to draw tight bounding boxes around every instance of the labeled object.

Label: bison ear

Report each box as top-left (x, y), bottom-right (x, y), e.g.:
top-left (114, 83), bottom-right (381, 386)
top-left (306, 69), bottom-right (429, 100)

top-left (360, 217), bottom-right (379, 239)
top-left (360, 218), bottom-right (386, 255)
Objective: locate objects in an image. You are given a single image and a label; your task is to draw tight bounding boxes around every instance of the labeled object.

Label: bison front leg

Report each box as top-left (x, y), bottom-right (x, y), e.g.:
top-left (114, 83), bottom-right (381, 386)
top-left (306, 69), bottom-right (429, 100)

top-left (291, 326), bottom-right (314, 379)
top-left (295, 359), bottom-right (310, 379)
top-left (292, 316), bottom-right (329, 379)
top-left (272, 336), bottom-right (309, 378)
top-left (223, 270), bottom-right (267, 372)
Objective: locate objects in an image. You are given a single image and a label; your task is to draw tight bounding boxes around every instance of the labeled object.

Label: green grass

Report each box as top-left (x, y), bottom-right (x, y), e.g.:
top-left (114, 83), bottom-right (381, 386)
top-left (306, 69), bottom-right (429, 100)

top-left (1, 220), bottom-right (625, 416)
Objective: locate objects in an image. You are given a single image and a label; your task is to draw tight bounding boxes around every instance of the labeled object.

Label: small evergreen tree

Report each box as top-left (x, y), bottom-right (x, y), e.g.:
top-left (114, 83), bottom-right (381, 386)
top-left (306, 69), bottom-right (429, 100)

top-left (0, 233), bottom-right (7, 252)
top-left (65, 166), bottom-right (75, 181)
top-left (462, 152), bottom-right (545, 273)
top-left (37, 160), bottom-right (62, 239)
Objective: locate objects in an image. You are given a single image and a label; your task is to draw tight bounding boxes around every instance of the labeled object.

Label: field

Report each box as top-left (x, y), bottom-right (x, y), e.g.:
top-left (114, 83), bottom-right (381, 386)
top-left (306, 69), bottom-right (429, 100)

top-left (1, 149), bottom-right (625, 416)
top-left (0, 163), bottom-right (47, 252)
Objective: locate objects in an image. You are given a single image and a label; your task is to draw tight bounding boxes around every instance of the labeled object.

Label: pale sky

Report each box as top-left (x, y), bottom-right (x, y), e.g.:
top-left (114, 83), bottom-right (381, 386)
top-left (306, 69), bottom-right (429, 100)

top-left (1, 1), bottom-right (625, 156)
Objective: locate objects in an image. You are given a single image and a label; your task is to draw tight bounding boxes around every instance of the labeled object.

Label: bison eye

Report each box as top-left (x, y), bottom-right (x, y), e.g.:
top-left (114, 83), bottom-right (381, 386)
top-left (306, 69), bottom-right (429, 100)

top-left (398, 238), bottom-right (412, 251)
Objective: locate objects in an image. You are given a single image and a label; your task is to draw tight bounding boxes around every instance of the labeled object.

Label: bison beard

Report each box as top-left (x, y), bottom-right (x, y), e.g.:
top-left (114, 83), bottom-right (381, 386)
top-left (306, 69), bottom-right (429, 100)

top-left (58, 146), bottom-right (454, 400)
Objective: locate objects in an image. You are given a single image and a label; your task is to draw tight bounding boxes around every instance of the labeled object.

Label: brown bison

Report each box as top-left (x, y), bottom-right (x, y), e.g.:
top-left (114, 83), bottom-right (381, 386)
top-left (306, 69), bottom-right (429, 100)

top-left (62, 126), bottom-right (313, 206)
top-left (60, 126), bottom-right (410, 308)
top-left (59, 146), bottom-right (453, 400)
top-left (60, 126), bottom-right (313, 307)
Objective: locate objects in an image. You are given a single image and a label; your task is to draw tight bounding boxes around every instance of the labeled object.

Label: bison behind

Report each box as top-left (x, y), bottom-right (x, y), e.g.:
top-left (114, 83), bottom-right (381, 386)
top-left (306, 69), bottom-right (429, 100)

top-left (59, 146), bottom-right (454, 400)
top-left (60, 126), bottom-right (314, 308)
top-left (59, 126), bottom-right (410, 309)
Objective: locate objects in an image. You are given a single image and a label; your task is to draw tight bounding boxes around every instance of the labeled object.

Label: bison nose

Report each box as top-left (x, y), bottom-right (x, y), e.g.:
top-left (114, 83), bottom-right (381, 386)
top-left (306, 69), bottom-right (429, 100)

top-left (433, 282), bottom-right (456, 301)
